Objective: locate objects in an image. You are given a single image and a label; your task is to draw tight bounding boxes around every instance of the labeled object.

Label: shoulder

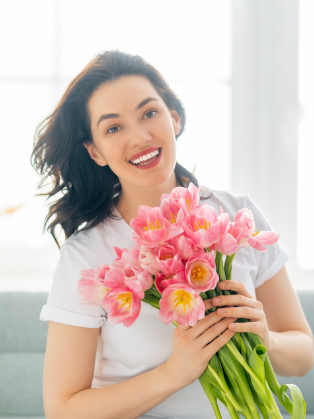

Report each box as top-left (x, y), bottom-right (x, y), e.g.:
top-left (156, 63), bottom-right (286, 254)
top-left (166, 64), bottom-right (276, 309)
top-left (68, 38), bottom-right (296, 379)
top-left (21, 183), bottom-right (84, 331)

top-left (59, 210), bottom-right (134, 269)
top-left (200, 185), bottom-right (251, 215)
top-left (199, 185), bottom-right (273, 230)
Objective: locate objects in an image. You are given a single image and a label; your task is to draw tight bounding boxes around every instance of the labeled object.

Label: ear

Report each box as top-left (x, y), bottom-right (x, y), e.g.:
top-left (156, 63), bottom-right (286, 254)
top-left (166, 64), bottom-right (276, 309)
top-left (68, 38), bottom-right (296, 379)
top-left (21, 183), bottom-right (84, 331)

top-left (170, 109), bottom-right (181, 136)
top-left (84, 142), bottom-right (107, 167)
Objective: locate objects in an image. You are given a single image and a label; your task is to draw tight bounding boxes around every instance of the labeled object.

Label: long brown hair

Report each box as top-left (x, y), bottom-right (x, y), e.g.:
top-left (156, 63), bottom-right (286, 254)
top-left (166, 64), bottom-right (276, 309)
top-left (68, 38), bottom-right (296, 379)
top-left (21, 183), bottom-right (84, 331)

top-left (31, 50), bottom-right (200, 248)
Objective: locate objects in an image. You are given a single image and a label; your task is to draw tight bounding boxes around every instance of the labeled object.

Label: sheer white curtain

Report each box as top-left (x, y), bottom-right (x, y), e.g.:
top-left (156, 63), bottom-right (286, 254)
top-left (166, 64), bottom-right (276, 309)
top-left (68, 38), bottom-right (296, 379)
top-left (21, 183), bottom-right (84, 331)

top-left (297, 0), bottom-right (314, 271)
top-left (0, 0), bottom-right (232, 290)
top-left (232, 0), bottom-right (313, 287)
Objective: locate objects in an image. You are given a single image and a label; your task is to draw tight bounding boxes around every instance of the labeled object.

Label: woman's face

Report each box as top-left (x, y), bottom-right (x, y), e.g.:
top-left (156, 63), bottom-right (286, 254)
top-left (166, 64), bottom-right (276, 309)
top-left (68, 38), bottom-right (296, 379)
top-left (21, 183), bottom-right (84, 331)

top-left (85, 75), bottom-right (181, 190)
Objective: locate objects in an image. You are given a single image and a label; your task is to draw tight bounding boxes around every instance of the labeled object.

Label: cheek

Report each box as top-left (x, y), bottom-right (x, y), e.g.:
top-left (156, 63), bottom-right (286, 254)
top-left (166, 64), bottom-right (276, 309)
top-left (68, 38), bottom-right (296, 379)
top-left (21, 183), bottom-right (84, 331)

top-left (101, 141), bottom-right (125, 163)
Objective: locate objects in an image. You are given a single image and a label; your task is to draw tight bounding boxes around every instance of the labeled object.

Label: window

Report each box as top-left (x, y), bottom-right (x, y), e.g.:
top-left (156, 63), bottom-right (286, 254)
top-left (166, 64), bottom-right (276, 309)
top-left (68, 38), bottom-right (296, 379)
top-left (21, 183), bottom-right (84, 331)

top-left (297, 0), bottom-right (314, 269)
top-left (0, 0), bottom-right (232, 291)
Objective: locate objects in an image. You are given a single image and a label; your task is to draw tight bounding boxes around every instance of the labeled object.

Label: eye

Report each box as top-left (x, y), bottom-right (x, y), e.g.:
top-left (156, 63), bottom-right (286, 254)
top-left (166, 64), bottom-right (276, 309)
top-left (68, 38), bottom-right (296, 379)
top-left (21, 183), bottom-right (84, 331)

top-left (107, 126), bottom-right (120, 134)
top-left (144, 109), bottom-right (157, 119)
top-left (105, 110), bottom-right (157, 135)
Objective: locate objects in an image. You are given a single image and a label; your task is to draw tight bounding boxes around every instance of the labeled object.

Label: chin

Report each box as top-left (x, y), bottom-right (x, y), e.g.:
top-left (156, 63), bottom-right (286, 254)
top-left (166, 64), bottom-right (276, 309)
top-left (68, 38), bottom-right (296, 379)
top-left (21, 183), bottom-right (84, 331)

top-left (149, 172), bottom-right (176, 188)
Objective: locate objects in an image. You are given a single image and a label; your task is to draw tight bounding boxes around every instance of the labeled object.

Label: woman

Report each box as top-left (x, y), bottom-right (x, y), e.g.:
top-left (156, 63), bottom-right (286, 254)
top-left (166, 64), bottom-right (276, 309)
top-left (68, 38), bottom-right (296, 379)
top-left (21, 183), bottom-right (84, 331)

top-left (32, 50), bottom-right (314, 419)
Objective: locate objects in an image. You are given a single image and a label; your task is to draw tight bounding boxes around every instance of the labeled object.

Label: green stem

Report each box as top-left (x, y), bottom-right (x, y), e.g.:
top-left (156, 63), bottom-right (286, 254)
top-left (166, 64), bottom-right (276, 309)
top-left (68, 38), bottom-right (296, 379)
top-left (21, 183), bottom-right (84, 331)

top-left (218, 348), bottom-right (254, 419)
top-left (225, 340), bottom-right (269, 410)
top-left (218, 345), bottom-right (260, 419)
top-left (199, 372), bottom-right (223, 419)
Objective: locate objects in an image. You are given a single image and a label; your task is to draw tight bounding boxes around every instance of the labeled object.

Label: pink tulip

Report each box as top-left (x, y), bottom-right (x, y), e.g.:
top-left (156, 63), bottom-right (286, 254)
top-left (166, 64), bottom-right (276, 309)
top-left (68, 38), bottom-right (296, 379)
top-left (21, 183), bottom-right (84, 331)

top-left (213, 224), bottom-right (245, 255)
top-left (160, 196), bottom-right (185, 225)
top-left (138, 245), bottom-right (161, 275)
top-left (182, 205), bottom-right (230, 248)
top-left (155, 270), bottom-right (187, 294)
top-left (161, 182), bottom-right (200, 215)
top-left (168, 234), bottom-right (203, 260)
top-left (130, 205), bottom-right (183, 247)
top-left (77, 265), bottom-right (111, 306)
top-left (185, 251), bottom-right (219, 292)
top-left (102, 286), bottom-right (142, 327)
top-left (155, 243), bottom-right (185, 275)
top-left (233, 208), bottom-right (280, 251)
top-left (103, 265), bottom-right (125, 288)
top-left (159, 283), bottom-right (205, 326)
top-left (113, 246), bottom-right (140, 269)
top-left (123, 264), bottom-right (153, 293)
top-left (246, 231), bottom-right (280, 251)
top-left (106, 250), bottom-right (153, 294)
top-left (234, 208), bottom-right (255, 237)
top-left (103, 263), bottom-right (146, 298)
top-left (113, 246), bottom-right (129, 261)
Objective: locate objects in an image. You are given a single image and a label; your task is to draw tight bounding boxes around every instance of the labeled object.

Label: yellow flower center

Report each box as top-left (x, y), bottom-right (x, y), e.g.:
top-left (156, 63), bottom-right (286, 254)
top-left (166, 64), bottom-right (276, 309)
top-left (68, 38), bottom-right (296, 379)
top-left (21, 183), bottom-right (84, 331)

top-left (173, 290), bottom-right (193, 314)
top-left (170, 212), bottom-right (177, 223)
top-left (194, 219), bottom-right (211, 231)
top-left (191, 265), bottom-right (207, 282)
top-left (116, 292), bottom-right (132, 310)
top-left (144, 219), bottom-right (161, 231)
top-left (251, 230), bottom-right (260, 237)
top-left (186, 198), bottom-right (191, 210)
top-left (161, 252), bottom-right (173, 260)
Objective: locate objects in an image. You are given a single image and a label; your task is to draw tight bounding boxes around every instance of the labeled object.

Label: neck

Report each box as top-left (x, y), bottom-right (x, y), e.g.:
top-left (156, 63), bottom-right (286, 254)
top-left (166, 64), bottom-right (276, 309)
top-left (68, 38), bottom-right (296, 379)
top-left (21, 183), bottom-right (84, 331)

top-left (116, 171), bottom-right (180, 225)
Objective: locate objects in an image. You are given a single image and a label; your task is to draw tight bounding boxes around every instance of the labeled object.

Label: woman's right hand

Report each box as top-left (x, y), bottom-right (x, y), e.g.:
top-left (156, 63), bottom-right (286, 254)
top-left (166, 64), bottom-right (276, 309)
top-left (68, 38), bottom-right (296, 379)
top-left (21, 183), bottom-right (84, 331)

top-left (160, 298), bottom-right (237, 389)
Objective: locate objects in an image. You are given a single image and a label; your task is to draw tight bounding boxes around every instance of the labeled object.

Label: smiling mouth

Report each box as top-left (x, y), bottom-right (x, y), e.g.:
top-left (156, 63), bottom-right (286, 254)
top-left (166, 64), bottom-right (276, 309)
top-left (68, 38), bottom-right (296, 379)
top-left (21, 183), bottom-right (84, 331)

top-left (129, 148), bottom-right (161, 166)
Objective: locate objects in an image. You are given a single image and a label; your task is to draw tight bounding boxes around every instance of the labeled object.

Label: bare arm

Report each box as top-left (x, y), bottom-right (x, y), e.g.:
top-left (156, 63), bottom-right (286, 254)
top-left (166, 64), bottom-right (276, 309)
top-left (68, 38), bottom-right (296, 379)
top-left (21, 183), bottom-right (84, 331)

top-left (212, 266), bottom-right (314, 378)
top-left (256, 266), bottom-right (314, 377)
top-left (43, 321), bottom-right (179, 419)
top-left (43, 299), bottom-right (236, 419)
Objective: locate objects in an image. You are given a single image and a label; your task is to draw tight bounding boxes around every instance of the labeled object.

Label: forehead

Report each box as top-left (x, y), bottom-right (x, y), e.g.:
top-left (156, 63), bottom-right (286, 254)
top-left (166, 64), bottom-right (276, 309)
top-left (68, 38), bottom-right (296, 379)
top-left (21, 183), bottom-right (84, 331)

top-left (88, 75), bottom-right (163, 117)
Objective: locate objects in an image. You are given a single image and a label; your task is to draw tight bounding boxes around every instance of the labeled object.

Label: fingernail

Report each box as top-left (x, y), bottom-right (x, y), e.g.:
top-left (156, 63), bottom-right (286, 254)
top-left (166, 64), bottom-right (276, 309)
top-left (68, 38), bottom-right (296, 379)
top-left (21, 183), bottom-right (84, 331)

top-left (230, 324), bottom-right (236, 329)
top-left (220, 281), bottom-right (225, 287)
top-left (214, 297), bottom-right (220, 303)
top-left (218, 308), bottom-right (226, 313)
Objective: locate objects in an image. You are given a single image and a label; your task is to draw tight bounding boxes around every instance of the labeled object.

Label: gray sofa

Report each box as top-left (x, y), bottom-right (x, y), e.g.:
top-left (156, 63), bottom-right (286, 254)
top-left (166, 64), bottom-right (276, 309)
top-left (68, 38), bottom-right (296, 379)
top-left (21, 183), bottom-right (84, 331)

top-left (0, 291), bottom-right (313, 419)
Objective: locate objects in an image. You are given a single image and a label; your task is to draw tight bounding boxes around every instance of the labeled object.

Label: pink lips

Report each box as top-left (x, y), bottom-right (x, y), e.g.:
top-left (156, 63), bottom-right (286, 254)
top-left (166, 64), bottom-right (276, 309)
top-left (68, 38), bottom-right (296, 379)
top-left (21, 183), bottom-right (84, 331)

top-left (129, 146), bottom-right (160, 162)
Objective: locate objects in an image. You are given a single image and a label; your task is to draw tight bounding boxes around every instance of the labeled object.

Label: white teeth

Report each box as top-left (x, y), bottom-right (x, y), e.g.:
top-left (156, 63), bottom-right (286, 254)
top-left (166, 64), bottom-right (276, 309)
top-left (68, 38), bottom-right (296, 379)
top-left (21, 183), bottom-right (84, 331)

top-left (130, 149), bottom-right (160, 165)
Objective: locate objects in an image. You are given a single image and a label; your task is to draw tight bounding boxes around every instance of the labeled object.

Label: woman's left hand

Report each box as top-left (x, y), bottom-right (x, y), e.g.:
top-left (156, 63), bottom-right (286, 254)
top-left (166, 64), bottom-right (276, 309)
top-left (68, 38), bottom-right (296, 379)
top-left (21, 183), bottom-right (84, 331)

top-left (212, 279), bottom-right (271, 349)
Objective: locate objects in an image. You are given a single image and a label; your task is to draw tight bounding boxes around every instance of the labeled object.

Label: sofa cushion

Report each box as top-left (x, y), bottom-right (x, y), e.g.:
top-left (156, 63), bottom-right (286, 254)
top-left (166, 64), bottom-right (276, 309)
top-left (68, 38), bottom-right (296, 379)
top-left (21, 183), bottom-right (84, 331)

top-left (0, 292), bottom-right (48, 351)
top-left (0, 290), bottom-right (313, 417)
top-left (0, 353), bottom-right (45, 416)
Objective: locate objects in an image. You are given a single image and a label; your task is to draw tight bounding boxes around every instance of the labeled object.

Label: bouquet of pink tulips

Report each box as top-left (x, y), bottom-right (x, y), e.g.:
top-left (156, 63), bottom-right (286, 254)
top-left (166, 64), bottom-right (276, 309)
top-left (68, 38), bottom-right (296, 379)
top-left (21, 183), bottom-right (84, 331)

top-left (78, 183), bottom-right (305, 418)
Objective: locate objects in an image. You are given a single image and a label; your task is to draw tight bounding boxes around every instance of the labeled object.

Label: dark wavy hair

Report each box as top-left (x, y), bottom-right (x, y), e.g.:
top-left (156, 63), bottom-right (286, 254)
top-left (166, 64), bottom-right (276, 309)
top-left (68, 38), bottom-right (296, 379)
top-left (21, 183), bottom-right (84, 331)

top-left (31, 50), bottom-right (201, 248)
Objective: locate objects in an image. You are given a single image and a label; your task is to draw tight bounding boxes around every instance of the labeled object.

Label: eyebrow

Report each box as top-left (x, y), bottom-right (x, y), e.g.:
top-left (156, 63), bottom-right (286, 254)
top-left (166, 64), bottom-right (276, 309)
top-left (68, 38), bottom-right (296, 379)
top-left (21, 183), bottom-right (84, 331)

top-left (96, 97), bottom-right (159, 128)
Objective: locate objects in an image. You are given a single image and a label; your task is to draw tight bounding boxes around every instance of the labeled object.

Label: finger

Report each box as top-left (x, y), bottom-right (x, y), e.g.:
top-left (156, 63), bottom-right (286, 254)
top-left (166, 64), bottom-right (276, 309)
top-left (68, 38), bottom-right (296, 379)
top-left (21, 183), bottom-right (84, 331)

top-left (228, 319), bottom-right (260, 334)
top-left (204, 298), bottom-right (214, 311)
top-left (175, 323), bottom-right (191, 331)
top-left (211, 294), bottom-right (262, 310)
top-left (175, 298), bottom-right (222, 332)
top-left (198, 316), bottom-right (238, 349)
top-left (217, 280), bottom-right (253, 298)
top-left (189, 310), bottom-right (228, 339)
top-left (216, 305), bottom-right (263, 321)
top-left (204, 327), bottom-right (236, 356)
top-left (177, 299), bottom-right (216, 330)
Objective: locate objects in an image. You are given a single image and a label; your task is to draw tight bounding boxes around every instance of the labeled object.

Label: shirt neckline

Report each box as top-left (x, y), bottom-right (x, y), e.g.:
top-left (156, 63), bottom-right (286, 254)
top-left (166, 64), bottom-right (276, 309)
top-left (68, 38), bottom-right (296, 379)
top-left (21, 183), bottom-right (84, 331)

top-left (111, 184), bottom-right (213, 235)
top-left (112, 205), bottom-right (135, 236)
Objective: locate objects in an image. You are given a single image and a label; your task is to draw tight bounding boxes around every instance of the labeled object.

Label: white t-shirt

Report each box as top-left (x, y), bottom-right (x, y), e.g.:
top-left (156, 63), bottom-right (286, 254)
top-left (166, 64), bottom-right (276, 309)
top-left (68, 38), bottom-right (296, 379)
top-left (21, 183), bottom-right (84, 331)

top-left (40, 186), bottom-right (290, 419)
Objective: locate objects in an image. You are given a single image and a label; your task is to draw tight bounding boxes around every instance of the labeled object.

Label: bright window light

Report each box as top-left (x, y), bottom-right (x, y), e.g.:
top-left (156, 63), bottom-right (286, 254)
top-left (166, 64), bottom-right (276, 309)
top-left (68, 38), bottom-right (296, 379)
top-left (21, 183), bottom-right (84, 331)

top-left (0, 0), bottom-right (232, 290)
top-left (297, 0), bottom-right (314, 269)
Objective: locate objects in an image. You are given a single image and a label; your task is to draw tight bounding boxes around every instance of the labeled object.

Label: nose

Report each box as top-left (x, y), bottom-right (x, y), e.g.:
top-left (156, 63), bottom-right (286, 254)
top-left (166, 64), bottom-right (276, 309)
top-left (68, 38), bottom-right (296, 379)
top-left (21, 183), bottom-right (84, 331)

top-left (128, 121), bottom-right (153, 149)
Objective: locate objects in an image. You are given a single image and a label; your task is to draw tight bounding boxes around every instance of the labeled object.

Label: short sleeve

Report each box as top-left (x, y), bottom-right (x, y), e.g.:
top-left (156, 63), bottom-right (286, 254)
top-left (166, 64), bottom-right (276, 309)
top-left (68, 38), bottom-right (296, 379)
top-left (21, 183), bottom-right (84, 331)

top-left (40, 242), bottom-right (107, 328)
top-left (245, 196), bottom-right (290, 288)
